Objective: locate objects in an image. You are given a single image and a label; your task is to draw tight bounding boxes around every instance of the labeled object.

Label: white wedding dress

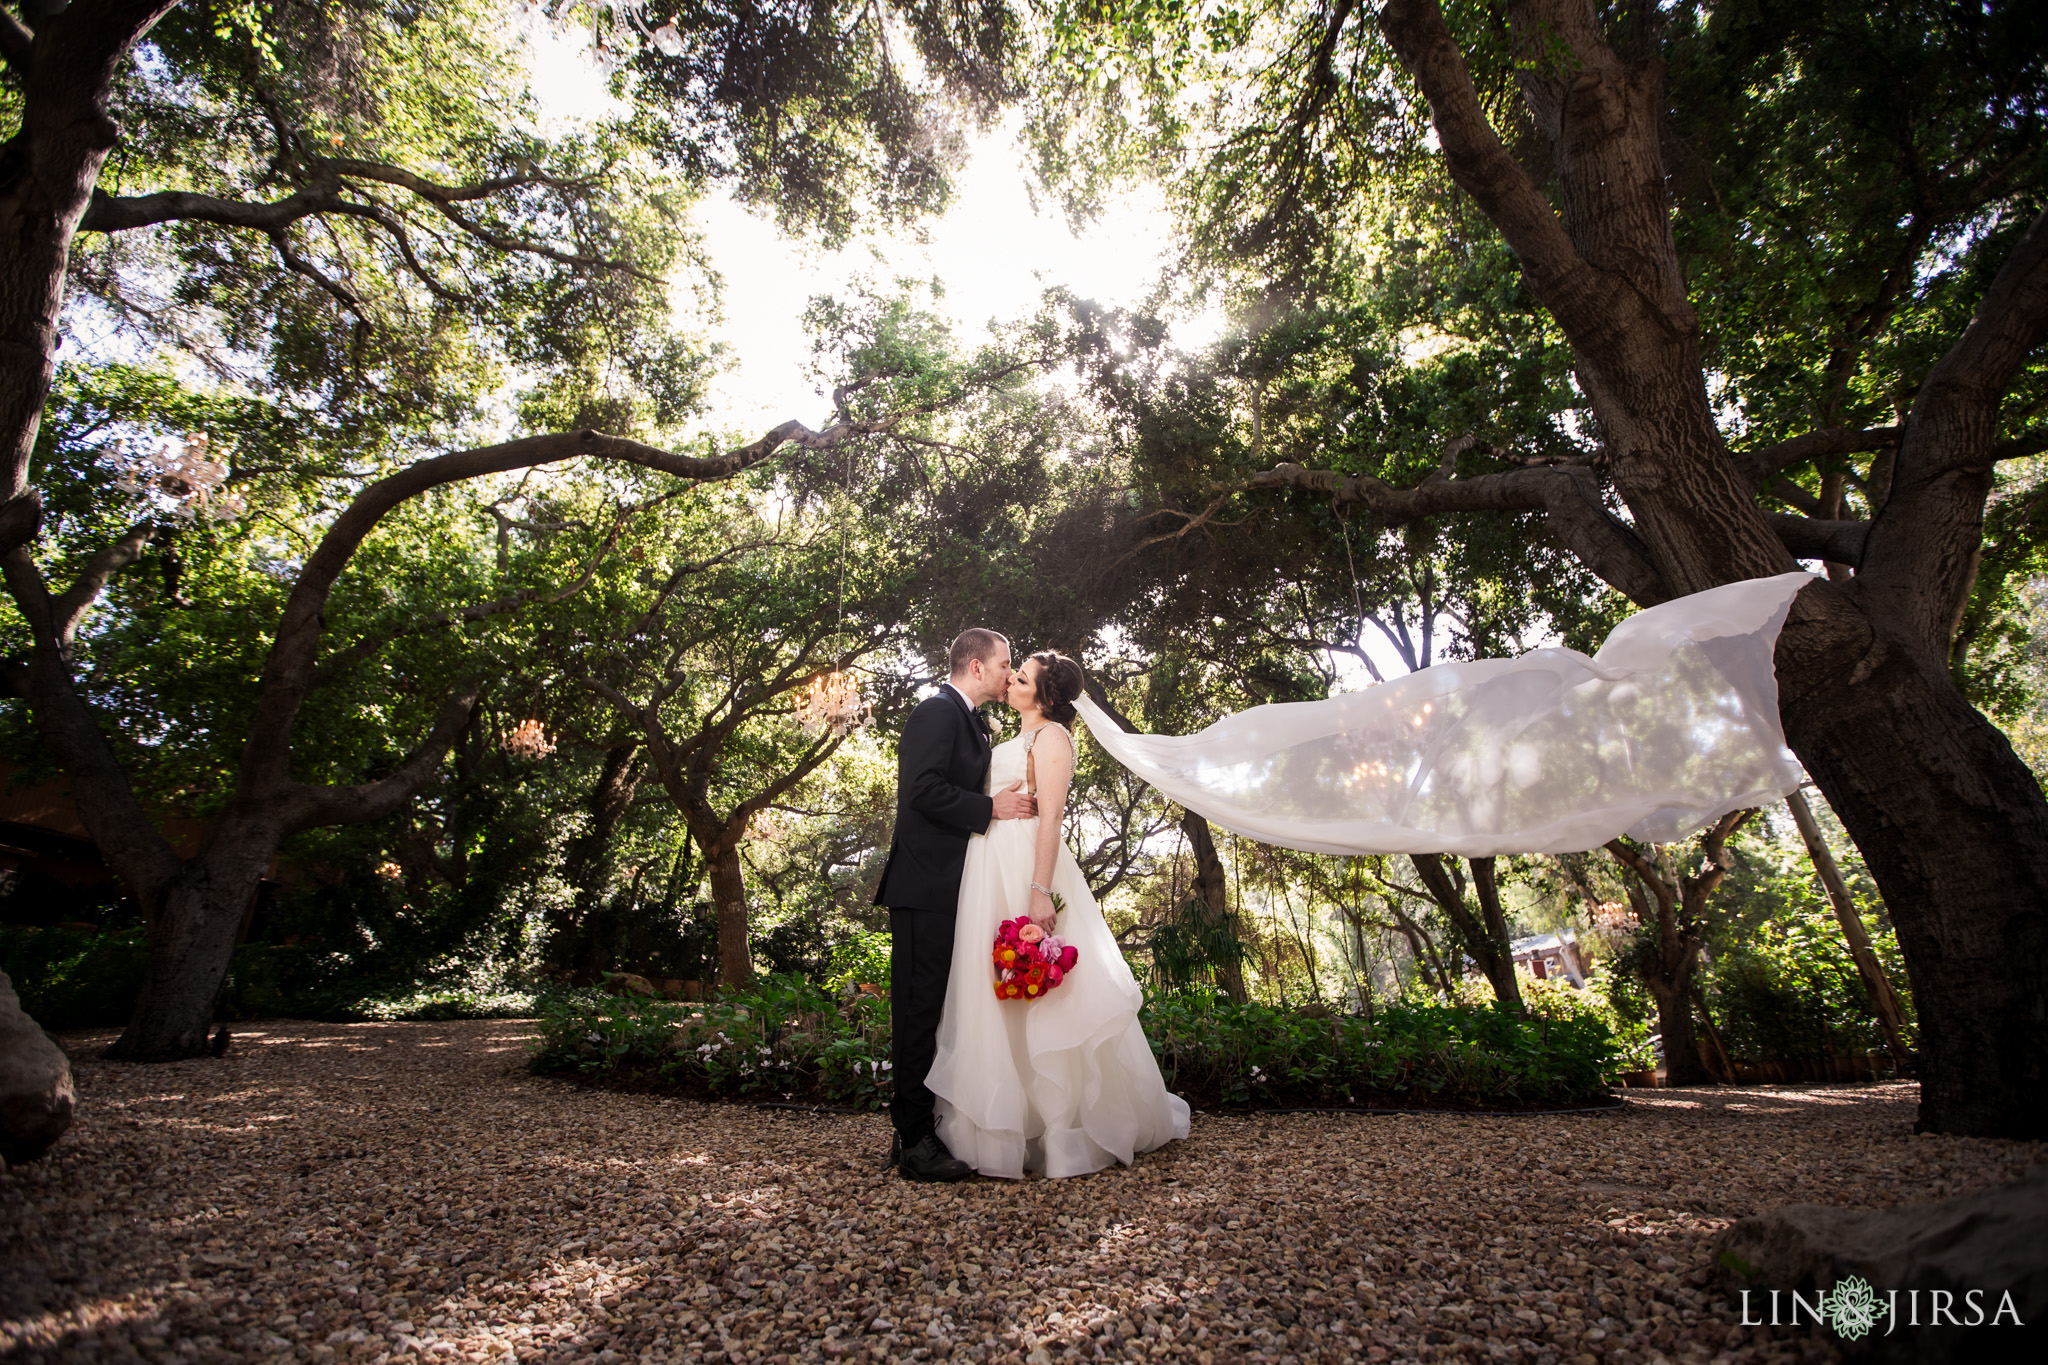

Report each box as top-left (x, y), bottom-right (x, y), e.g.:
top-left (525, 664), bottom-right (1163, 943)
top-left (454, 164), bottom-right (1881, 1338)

top-left (925, 723), bottom-right (1191, 1178)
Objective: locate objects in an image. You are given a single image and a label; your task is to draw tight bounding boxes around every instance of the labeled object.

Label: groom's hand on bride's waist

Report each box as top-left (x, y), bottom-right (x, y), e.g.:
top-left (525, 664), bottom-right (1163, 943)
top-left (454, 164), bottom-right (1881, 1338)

top-left (991, 780), bottom-right (1037, 821)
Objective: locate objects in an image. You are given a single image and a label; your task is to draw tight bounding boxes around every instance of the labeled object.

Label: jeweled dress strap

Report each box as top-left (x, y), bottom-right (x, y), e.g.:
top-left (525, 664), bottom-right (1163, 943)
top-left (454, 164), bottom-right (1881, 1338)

top-left (1021, 720), bottom-right (1071, 754)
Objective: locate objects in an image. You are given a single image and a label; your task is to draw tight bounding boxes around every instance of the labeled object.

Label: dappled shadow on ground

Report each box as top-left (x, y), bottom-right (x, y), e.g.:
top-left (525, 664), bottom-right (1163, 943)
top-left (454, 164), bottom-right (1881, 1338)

top-left (3, 1021), bottom-right (2037, 1364)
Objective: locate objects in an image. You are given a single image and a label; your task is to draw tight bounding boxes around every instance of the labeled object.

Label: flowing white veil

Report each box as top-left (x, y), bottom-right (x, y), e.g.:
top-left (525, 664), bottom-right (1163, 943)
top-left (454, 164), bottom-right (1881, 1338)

top-left (1073, 572), bottom-right (1814, 857)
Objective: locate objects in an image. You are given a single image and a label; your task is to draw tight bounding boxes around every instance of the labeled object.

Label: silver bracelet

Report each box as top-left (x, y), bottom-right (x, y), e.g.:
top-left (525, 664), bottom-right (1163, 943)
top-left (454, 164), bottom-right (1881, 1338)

top-left (1030, 882), bottom-right (1053, 898)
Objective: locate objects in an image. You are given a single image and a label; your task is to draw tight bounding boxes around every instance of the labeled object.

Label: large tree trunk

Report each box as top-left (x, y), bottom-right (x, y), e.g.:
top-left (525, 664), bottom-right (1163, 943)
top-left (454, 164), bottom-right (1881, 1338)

top-left (703, 836), bottom-right (751, 988)
top-left (1179, 809), bottom-right (1248, 1003)
top-left (0, 1), bottom-right (185, 550)
top-left (107, 816), bottom-right (279, 1061)
top-left (1358, 0), bottom-right (2048, 1135)
top-left (1409, 853), bottom-right (1523, 1010)
top-left (1616, 871), bottom-right (1710, 1086)
top-left (1775, 595), bottom-right (2048, 1135)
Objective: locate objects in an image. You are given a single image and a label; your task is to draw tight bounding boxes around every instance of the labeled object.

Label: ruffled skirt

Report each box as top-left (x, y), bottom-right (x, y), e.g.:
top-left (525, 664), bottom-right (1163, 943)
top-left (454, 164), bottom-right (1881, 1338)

top-left (926, 818), bottom-right (1190, 1178)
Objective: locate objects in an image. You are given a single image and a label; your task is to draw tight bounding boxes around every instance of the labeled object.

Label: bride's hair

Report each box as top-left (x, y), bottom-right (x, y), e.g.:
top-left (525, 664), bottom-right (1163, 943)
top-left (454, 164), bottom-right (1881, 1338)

top-left (1027, 650), bottom-right (1084, 725)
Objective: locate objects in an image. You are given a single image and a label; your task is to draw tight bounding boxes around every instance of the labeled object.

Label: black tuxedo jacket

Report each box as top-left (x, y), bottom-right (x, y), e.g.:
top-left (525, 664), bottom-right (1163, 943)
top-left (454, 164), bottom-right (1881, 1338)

top-left (874, 687), bottom-right (994, 913)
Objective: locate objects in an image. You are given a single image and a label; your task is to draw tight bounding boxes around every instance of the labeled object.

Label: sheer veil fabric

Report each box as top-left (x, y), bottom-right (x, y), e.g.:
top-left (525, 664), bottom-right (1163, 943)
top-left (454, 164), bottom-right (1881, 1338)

top-left (926, 723), bottom-right (1191, 1179)
top-left (1074, 572), bottom-right (1816, 858)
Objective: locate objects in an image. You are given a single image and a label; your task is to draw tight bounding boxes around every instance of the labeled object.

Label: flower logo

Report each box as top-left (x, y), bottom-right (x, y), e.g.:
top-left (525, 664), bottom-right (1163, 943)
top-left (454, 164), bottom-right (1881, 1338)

top-left (1825, 1275), bottom-right (1881, 1342)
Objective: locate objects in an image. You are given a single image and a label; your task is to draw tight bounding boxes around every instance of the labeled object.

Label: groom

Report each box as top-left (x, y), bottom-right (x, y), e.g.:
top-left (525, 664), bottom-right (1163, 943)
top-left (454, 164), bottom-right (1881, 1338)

top-left (874, 627), bottom-right (1036, 1181)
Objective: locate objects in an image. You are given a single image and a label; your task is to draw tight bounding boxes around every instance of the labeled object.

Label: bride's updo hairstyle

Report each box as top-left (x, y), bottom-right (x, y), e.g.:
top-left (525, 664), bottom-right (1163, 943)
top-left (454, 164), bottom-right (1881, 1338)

top-left (1028, 650), bottom-right (1085, 726)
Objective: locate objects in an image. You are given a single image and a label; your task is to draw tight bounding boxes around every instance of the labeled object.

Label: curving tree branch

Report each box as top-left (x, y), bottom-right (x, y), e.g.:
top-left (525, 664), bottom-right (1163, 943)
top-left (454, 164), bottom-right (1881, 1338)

top-left (280, 681), bottom-right (484, 831)
top-left (1376, 0), bottom-right (1640, 348)
top-left (237, 415), bottom-right (908, 799)
top-left (348, 201), bottom-right (473, 303)
top-left (1858, 204), bottom-right (2048, 653)
top-left (78, 159), bottom-right (659, 286)
top-left (0, 7), bottom-right (33, 73)
top-left (1765, 513), bottom-right (1870, 568)
top-left (1248, 448), bottom-right (1672, 604)
top-left (1736, 426), bottom-right (1901, 488)
top-left (0, 400), bottom-right (914, 937)
top-left (50, 520), bottom-right (156, 645)
top-left (80, 183), bottom-right (343, 234)
top-left (319, 157), bottom-right (598, 204)
top-left (267, 226), bottom-right (364, 315)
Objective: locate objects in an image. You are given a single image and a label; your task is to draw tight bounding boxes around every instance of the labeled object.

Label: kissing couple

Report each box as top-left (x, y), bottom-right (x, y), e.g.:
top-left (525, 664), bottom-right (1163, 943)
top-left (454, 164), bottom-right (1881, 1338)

top-left (872, 628), bottom-right (1191, 1181)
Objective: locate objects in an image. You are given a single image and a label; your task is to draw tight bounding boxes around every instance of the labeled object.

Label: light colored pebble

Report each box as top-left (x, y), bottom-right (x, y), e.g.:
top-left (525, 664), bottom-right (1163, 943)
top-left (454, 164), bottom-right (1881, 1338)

top-left (1, 1019), bottom-right (2036, 1364)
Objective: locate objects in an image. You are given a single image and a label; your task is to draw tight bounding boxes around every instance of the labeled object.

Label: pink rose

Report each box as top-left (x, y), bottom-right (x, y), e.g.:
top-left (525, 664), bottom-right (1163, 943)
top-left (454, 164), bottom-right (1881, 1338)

top-left (1018, 922), bottom-right (1045, 944)
top-left (1058, 945), bottom-right (1078, 970)
top-left (1045, 964), bottom-right (1063, 989)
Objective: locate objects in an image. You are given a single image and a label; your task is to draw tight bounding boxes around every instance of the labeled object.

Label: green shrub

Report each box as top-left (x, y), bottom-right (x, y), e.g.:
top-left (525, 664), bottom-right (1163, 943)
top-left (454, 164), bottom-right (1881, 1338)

top-left (0, 924), bottom-right (149, 1029)
top-left (822, 930), bottom-right (892, 996)
top-left (0, 925), bottom-right (545, 1029)
top-left (531, 975), bottom-right (1620, 1111)
top-left (528, 973), bottom-right (894, 1110)
top-left (1706, 905), bottom-right (1914, 1064)
top-left (345, 985), bottom-right (542, 1020)
top-left (1141, 991), bottom-right (1619, 1109)
top-left (1521, 973), bottom-right (1655, 1070)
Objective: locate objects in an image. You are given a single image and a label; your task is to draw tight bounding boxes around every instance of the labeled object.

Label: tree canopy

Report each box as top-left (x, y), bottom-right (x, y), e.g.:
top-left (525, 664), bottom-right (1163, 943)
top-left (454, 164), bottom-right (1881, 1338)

top-left (4, 0), bottom-right (2048, 1138)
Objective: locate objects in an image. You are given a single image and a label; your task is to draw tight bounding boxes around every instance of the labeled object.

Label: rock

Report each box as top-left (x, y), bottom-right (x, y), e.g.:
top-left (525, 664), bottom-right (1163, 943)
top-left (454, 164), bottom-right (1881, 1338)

top-left (0, 969), bottom-right (75, 1164)
top-left (607, 972), bottom-right (657, 998)
top-left (1713, 1164), bottom-right (2047, 1362)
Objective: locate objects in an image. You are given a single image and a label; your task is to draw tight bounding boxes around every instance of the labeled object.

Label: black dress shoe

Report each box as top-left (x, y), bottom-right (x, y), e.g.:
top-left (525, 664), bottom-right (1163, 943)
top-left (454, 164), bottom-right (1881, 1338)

top-left (896, 1133), bottom-right (972, 1182)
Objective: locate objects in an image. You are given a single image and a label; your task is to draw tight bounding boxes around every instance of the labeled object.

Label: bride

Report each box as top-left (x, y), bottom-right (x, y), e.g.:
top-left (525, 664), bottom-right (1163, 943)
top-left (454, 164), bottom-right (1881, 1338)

top-left (924, 650), bottom-right (1191, 1178)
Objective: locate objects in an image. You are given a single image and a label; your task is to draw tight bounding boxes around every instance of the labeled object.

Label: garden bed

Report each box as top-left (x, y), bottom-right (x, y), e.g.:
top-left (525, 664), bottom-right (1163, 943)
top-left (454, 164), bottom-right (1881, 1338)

top-left (527, 975), bottom-right (1624, 1113)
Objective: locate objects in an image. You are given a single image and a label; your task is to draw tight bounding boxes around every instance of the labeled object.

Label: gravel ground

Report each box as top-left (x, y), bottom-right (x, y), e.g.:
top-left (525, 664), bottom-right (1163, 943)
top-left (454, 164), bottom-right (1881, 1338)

top-left (3, 1019), bottom-right (2040, 1365)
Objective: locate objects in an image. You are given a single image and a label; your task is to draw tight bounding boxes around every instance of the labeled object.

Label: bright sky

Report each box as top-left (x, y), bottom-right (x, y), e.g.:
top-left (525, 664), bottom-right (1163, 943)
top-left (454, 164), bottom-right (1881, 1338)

top-left (522, 25), bottom-right (1443, 689)
top-left (525, 23), bottom-right (1205, 432)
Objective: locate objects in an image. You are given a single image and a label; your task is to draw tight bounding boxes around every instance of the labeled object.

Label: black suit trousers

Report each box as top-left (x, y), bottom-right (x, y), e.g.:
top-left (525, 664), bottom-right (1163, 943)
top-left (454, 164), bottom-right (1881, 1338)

top-left (888, 906), bottom-right (956, 1144)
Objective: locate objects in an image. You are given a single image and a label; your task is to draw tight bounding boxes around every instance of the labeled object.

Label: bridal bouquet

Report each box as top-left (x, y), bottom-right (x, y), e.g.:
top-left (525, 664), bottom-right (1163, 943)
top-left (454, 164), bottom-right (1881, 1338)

top-left (992, 914), bottom-right (1079, 1000)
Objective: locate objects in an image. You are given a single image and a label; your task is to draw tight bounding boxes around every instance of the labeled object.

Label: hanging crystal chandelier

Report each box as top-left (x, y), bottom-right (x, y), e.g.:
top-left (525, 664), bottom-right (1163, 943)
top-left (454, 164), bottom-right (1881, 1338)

top-left (793, 670), bottom-right (872, 739)
top-left (1590, 900), bottom-right (1636, 944)
top-left (544, 3), bottom-right (684, 69)
top-left (110, 433), bottom-right (247, 522)
top-left (504, 718), bottom-right (556, 760)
